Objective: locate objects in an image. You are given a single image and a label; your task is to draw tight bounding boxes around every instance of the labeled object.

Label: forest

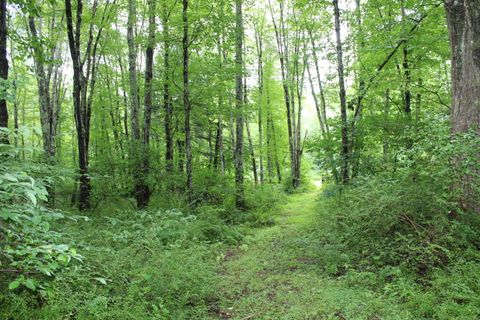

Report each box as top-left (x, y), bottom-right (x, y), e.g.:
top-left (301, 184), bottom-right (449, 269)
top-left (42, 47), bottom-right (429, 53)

top-left (0, 0), bottom-right (479, 318)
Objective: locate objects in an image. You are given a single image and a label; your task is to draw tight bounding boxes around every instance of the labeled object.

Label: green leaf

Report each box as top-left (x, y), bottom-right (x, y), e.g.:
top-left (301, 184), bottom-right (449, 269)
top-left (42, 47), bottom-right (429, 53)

top-left (3, 173), bottom-right (18, 182)
top-left (94, 277), bottom-right (107, 285)
top-left (8, 279), bottom-right (21, 290)
top-left (24, 279), bottom-right (36, 290)
top-left (25, 190), bottom-right (37, 206)
top-left (32, 215), bottom-right (42, 225)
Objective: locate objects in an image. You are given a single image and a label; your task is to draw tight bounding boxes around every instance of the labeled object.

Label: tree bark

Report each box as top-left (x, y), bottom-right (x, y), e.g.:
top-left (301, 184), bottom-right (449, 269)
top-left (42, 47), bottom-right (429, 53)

top-left (183, 0), bottom-right (193, 203)
top-left (127, 0), bottom-right (149, 208)
top-left (246, 118), bottom-right (258, 186)
top-left (28, 16), bottom-right (61, 160)
top-left (136, 0), bottom-right (156, 208)
top-left (0, 0), bottom-right (8, 144)
top-left (162, 4), bottom-right (174, 175)
top-left (234, 0), bottom-right (245, 208)
top-left (65, 0), bottom-right (90, 210)
top-left (308, 29), bottom-right (329, 134)
top-left (270, 1), bottom-right (295, 188)
top-left (65, 0), bottom-right (107, 210)
top-left (445, 0), bottom-right (480, 213)
top-left (255, 25), bottom-right (265, 184)
top-left (333, 0), bottom-right (350, 184)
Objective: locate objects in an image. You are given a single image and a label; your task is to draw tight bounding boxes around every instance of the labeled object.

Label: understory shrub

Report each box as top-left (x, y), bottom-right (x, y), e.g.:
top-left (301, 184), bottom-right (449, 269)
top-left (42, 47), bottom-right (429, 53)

top-left (0, 144), bottom-right (82, 297)
top-left (314, 126), bottom-right (480, 318)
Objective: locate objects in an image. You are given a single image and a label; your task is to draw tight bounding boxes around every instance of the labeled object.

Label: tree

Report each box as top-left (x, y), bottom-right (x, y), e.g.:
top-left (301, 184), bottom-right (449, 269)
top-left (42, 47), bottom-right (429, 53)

top-left (445, 0), bottom-right (480, 213)
top-left (0, 0), bottom-right (8, 144)
top-left (162, 2), bottom-right (174, 175)
top-left (234, 0), bottom-right (245, 208)
top-left (183, 0), bottom-right (193, 203)
top-left (28, 14), bottom-right (63, 161)
top-left (269, 0), bottom-right (304, 189)
top-left (333, 0), bottom-right (349, 184)
top-left (65, 0), bottom-right (110, 210)
top-left (127, 0), bottom-right (151, 208)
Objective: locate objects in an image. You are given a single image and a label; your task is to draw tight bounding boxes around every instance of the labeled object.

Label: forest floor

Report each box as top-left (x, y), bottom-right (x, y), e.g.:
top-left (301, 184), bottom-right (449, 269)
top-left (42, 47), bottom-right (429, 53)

top-left (212, 189), bottom-right (325, 319)
top-left (210, 185), bottom-right (410, 320)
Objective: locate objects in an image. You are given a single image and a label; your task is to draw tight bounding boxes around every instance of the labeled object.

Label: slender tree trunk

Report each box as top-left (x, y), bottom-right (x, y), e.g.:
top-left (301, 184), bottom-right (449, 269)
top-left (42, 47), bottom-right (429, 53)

top-left (266, 99), bottom-right (273, 182)
top-left (234, 0), bottom-right (245, 208)
top-left (308, 29), bottom-right (329, 133)
top-left (445, 0), bottom-right (480, 213)
top-left (9, 39), bottom-right (18, 149)
top-left (383, 89), bottom-right (390, 163)
top-left (270, 1), bottom-right (294, 188)
top-left (401, 0), bottom-right (412, 116)
top-left (307, 62), bottom-right (325, 136)
top-left (255, 27), bottom-right (265, 184)
top-left (270, 116), bottom-right (282, 183)
top-left (29, 16), bottom-right (58, 160)
top-left (183, 0), bottom-right (193, 203)
top-left (350, 0), bottom-right (366, 179)
top-left (333, 0), bottom-right (349, 184)
top-left (65, 0), bottom-right (91, 210)
top-left (162, 4), bottom-right (174, 175)
top-left (0, 0), bottom-right (8, 144)
top-left (292, 36), bottom-right (306, 189)
top-left (243, 40), bottom-right (258, 186)
top-left (12, 81), bottom-right (17, 147)
top-left (213, 115), bottom-right (225, 174)
top-left (246, 118), bottom-right (258, 186)
top-left (127, 0), bottom-right (140, 142)
top-left (134, 0), bottom-right (156, 208)
top-left (127, 0), bottom-right (149, 208)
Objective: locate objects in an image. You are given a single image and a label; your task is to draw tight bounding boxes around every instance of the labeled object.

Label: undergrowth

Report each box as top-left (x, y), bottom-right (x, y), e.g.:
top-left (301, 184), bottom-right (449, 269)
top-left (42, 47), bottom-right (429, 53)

top-left (313, 130), bottom-right (480, 319)
top-left (1, 149), bottom-right (285, 319)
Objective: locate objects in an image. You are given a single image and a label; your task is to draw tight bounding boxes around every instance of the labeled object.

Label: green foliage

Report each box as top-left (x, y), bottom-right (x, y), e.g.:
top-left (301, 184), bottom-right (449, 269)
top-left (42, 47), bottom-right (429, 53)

top-left (0, 181), bottom-right (287, 319)
top-left (0, 144), bottom-right (83, 296)
top-left (312, 122), bottom-right (480, 318)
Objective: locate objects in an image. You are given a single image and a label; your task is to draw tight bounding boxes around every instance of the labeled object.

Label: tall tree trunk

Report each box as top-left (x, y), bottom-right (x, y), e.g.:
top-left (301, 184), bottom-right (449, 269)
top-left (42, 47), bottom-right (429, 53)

top-left (135, 0), bottom-right (156, 208)
top-left (255, 25), bottom-right (265, 184)
top-left (270, 115), bottom-right (282, 183)
top-left (66, 0), bottom-right (108, 210)
top-left (270, 1), bottom-right (294, 188)
top-left (383, 89), bottom-right (390, 163)
top-left (306, 62), bottom-right (325, 136)
top-left (127, 0), bottom-right (140, 142)
top-left (292, 36), bottom-right (306, 189)
top-left (127, 0), bottom-right (148, 208)
top-left (266, 98), bottom-right (273, 182)
top-left (349, 0), bottom-right (366, 179)
top-left (234, 0), bottom-right (245, 208)
top-left (308, 29), bottom-right (329, 133)
top-left (445, 0), bottom-right (480, 213)
top-left (183, 0), bottom-right (193, 203)
top-left (246, 118), bottom-right (258, 186)
top-left (28, 16), bottom-right (59, 160)
top-left (162, 4), bottom-right (174, 175)
top-left (0, 0), bottom-right (8, 144)
top-left (213, 115), bottom-right (225, 174)
top-left (65, 0), bottom-right (90, 210)
top-left (401, 0), bottom-right (412, 116)
top-left (333, 0), bottom-right (349, 184)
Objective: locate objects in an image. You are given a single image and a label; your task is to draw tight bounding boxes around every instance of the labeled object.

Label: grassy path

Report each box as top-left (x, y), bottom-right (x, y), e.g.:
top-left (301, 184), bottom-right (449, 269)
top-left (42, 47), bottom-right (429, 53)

top-left (213, 190), bottom-right (330, 319)
top-left (212, 189), bottom-right (408, 320)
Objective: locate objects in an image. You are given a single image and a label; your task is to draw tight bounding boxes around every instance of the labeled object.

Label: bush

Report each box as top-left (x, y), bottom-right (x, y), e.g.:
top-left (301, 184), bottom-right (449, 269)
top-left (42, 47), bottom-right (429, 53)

top-left (0, 144), bottom-right (83, 296)
top-left (313, 124), bottom-right (480, 318)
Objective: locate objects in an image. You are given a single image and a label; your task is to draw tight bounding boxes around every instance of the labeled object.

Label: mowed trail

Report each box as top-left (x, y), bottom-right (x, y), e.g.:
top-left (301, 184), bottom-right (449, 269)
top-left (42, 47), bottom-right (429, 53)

top-left (212, 183), bottom-right (409, 320)
top-left (213, 189), bottom-right (332, 319)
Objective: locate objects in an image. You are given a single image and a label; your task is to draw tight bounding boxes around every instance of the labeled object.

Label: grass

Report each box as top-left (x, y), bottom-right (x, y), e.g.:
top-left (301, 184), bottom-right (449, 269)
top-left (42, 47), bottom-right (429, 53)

top-left (213, 189), bottom-right (411, 320)
top-left (3, 180), bottom-right (478, 319)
